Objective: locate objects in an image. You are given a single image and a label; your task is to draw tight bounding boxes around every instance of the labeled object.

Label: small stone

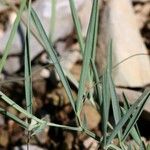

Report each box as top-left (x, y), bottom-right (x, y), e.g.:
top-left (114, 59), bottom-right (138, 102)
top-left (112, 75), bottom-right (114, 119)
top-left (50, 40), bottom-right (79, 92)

top-left (8, 121), bottom-right (23, 144)
top-left (78, 0), bottom-right (92, 37)
top-left (70, 62), bottom-right (82, 81)
top-left (0, 114), bottom-right (4, 126)
top-left (96, 0), bottom-right (150, 87)
top-left (39, 53), bottom-right (48, 64)
top-left (81, 103), bottom-right (101, 130)
top-left (55, 41), bottom-right (66, 55)
top-left (7, 106), bottom-right (18, 116)
top-left (13, 145), bottom-right (46, 150)
top-left (4, 57), bottom-right (21, 74)
top-left (64, 132), bottom-right (74, 150)
top-left (46, 92), bottom-right (60, 106)
top-left (83, 137), bottom-right (98, 150)
top-left (0, 130), bottom-right (9, 148)
top-left (60, 50), bottom-right (82, 71)
top-left (40, 68), bottom-right (50, 78)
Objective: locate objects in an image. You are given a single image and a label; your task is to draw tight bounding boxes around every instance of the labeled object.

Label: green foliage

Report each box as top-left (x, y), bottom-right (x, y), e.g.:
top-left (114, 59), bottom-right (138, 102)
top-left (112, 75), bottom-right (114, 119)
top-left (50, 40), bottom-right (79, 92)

top-left (0, 0), bottom-right (149, 149)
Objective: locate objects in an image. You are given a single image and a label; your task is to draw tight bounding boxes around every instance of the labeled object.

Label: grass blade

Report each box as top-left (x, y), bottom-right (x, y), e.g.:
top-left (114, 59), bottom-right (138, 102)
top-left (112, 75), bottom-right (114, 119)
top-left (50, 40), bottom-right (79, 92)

top-left (147, 144), bottom-right (150, 150)
top-left (122, 91), bottom-right (150, 142)
top-left (69, 0), bottom-right (84, 54)
top-left (91, 60), bottom-right (102, 106)
top-left (0, 108), bottom-right (28, 129)
top-left (107, 41), bottom-right (122, 140)
top-left (91, 1), bottom-right (99, 61)
top-left (30, 8), bottom-right (75, 112)
top-left (102, 71), bottom-right (111, 146)
top-left (76, 0), bottom-right (99, 115)
top-left (107, 144), bottom-right (122, 150)
top-left (106, 89), bottom-right (150, 145)
top-left (122, 93), bottom-right (142, 144)
top-left (0, 92), bottom-right (82, 134)
top-left (0, 91), bottom-right (42, 123)
top-left (24, 0), bottom-right (33, 115)
top-left (108, 75), bottom-right (121, 123)
top-left (69, 0), bottom-right (99, 106)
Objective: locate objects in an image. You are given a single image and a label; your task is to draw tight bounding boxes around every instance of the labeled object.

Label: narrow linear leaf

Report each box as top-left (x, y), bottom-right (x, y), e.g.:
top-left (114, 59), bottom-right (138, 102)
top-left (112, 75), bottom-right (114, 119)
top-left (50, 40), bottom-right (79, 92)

top-left (31, 121), bottom-right (47, 136)
top-left (0, 91), bottom-right (43, 124)
top-left (108, 75), bottom-right (121, 124)
top-left (82, 128), bottom-right (99, 141)
top-left (147, 144), bottom-right (150, 150)
top-left (0, 108), bottom-right (28, 129)
top-left (69, 0), bottom-right (99, 106)
top-left (25, 0), bottom-right (33, 114)
top-left (102, 70), bottom-right (111, 146)
top-left (82, 112), bottom-right (88, 129)
top-left (30, 8), bottom-right (75, 112)
top-left (107, 41), bottom-right (122, 140)
top-left (91, 60), bottom-right (102, 106)
top-left (69, 0), bottom-right (84, 54)
top-left (122, 93), bottom-right (142, 144)
top-left (107, 144), bottom-right (122, 150)
top-left (76, 0), bottom-right (99, 115)
top-left (0, 92), bottom-right (82, 132)
top-left (106, 89), bottom-right (150, 145)
top-left (122, 91), bottom-right (150, 142)
top-left (127, 144), bottom-right (132, 150)
top-left (91, 1), bottom-right (99, 61)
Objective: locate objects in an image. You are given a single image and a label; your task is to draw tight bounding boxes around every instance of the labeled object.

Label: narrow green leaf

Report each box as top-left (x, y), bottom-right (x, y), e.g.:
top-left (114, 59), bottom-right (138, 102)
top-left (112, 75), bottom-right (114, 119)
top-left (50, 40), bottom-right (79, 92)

top-left (69, 0), bottom-right (84, 54)
top-left (0, 108), bottom-right (28, 129)
top-left (147, 144), bottom-right (150, 150)
top-left (108, 75), bottom-right (121, 124)
top-left (107, 40), bottom-right (113, 73)
top-left (62, 68), bottom-right (79, 89)
top-left (82, 112), bottom-right (88, 129)
top-left (122, 93), bottom-right (142, 144)
top-left (122, 91), bottom-right (150, 142)
top-left (107, 144), bottom-right (122, 150)
top-left (102, 70), bottom-right (111, 146)
top-left (69, 0), bottom-right (99, 106)
top-left (30, 8), bottom-right (75, 112)
top-left (106, 41), bottom-right (122, 140)
top-left (0, 92), bottom-right (85, 133)
top-left (108, 75), bottom-right (122, 141)
top-left (25, 0), bottom-right (33, 114)
top-left (0, 91), bottom-right (43, 124)
top-left (127, 144), bottom-right (132, 150)
top-left (31, 121), bottom-right (47, 136)
top-left (106, 89), bottom-right (150, 145)
top-left (82, 127), bottom-right (99, 141)
top-left (76, 0), bottom-right (99, 115)
top-left (0, 0), bottom-right (27, 73)
top-left (91, 1), bottom-right (99, 61)
top-left (91, 60), bottom-right (102, 106)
